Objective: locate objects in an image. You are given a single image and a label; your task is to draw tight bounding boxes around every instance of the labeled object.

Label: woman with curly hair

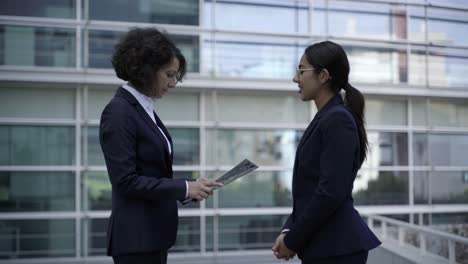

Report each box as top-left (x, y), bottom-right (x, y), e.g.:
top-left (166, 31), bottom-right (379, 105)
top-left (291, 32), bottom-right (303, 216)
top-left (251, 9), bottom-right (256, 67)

top-left (99, 27), bottom-right (222, 264)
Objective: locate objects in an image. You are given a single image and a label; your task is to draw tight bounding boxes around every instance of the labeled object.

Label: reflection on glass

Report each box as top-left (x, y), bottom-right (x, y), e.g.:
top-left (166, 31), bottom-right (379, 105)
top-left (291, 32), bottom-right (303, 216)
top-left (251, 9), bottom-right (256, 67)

top-left (414, 171), bottom-right (430, 204)
top-left (205, 35), bottom-right (301, 79)
top-left (429, 134), bottom-right (468, 166)
top-left (155, 92), bottom-right (199, 121)
top-left (206, 171), bottom-right (292, 208)
top-left (0, 0), bottom-right (75, 18)
top-left (213, 93), bottom-right (309, 123)
top-left (364, 132), bottom-right (408, 168)
top-left (89, 0), bottom-right (199, 25)
top-left (85, 171), bottom-right (199, 210)
top-left (365, 98), bottom-right (407, 126)
top-left (428, 7), bottom-right (468, 46)
top-left (206, 129), bottom-right (302, 167)
top-left (430, 100), bottom-right (468, 127)
top-left (412, 99), bottom-right (428, 126)
top-left (88, 30), bottom-right (199, 72)
top-left (431, 171), bottom-right (468, 204)
top-left (0, 219), bottom-right (75, 258)
top-left (353, 170), bottom-right (409, 205)
top-left (172, 217), bottom-right (200, 252)
top-left (212, 0), bottom-right (308, 34)
top-left (0, 86), bottom-right (75, 119)
top-left (87, 87), bottom-right (115, 120)
top-left (413, 133), bottom-right (429, 166)
top-left (0, 125), bottom-right (74, 166)
top-left (0, 26), bottom-right (75, 67)
top-left (346, 46), bottom-right (404, 84)
top-left (428, 50), bottom-right (468, 88)
top-left (0, 172), bottom-right (74, 212)
top-left (215, 215), bottom-right (288, 250)
top-left (409, 50), bottom-right (427, 85)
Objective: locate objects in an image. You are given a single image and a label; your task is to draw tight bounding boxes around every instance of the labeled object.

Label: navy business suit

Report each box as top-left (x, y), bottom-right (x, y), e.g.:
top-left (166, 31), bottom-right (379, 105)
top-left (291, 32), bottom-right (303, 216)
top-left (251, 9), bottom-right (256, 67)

top-left (99, 87), bottom-right (187, 258)
top-left (282, 94), bottom-right (380, 262)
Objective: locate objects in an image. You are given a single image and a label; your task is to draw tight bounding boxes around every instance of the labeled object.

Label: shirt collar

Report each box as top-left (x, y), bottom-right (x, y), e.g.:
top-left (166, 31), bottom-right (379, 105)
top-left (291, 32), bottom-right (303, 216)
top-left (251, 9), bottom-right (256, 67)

top-left (121, 83), bottom-right (154, 113)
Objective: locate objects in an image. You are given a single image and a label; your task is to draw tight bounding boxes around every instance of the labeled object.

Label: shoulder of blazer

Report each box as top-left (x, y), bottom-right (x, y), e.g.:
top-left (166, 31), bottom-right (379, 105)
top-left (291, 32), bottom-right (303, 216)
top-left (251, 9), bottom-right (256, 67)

top-left (320, 105), bottom-right (357, 132)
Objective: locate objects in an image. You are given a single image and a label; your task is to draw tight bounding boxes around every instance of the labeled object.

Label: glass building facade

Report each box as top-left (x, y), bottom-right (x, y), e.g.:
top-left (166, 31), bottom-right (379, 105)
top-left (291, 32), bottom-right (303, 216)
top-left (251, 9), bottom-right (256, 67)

top-left (0, 0), bottom-right (467, 262)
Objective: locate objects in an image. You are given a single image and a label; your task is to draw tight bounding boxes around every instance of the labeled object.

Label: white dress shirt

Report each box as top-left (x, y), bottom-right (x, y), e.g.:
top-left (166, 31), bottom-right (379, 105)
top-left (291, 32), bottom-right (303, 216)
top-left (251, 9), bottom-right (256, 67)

top-left (122, 84), bottom-right (189, 198)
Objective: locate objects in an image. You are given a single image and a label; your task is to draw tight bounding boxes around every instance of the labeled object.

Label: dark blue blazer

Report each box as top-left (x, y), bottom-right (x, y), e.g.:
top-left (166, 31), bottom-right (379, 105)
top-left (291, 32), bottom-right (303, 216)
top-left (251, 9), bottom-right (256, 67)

top-left (283, 95), bottom-right (381, 261)
top-left (99, 87), bottom-right (187, 256)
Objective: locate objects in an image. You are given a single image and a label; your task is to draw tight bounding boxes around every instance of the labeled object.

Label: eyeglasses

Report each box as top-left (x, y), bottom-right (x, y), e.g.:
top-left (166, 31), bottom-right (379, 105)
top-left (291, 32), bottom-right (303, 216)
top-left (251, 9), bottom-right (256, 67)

top-left (295, 67), bottom-right (316, 80)
top-left (295, 67), bottom-right (332, 80)
top-left (166, 71), bottom-right (181, 84)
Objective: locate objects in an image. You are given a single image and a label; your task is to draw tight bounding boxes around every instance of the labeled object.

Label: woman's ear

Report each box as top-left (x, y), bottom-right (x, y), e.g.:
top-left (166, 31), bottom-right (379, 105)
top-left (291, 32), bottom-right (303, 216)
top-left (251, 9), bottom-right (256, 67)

top-left (319, 69), bottom-right (331, 84)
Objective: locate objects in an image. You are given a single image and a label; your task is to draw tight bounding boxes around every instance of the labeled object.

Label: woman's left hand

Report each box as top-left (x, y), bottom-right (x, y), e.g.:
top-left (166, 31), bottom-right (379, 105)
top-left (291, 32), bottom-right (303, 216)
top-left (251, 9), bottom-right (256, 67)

top-left (272, 234), bottom-right (296, 260)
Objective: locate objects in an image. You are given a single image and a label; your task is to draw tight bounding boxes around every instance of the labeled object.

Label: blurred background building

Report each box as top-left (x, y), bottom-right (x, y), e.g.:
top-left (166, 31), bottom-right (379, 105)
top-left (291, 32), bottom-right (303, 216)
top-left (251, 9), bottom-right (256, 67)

top-left (0, 0), bottom-right (467, 263)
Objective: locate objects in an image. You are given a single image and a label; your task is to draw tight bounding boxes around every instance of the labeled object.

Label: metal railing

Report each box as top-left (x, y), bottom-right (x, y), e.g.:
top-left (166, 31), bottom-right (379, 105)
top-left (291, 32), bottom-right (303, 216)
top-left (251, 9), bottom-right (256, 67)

top-left (366, 214), bottom-right (468, 264)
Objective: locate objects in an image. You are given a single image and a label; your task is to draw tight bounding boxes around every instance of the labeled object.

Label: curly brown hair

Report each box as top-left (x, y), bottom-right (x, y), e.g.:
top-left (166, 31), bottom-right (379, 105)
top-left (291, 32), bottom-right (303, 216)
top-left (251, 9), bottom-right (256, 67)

top-left (111, 27), bottom-right (186, 95)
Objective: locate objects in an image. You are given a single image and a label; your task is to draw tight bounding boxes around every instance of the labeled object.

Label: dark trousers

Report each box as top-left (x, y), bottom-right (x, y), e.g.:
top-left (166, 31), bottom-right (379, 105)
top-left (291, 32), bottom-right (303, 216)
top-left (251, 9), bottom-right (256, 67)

top-left (302, 250), bottom-right (368, 264)
top-left (112, 251), bottom-right (168, 264)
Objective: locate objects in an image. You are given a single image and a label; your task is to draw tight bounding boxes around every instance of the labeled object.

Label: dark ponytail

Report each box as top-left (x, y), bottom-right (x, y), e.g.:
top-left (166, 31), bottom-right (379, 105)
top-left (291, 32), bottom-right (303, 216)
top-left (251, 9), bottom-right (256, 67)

top-left (344, 83), bottom-right (368, 167)
top-left (304, 41), bottom-right (368, 167)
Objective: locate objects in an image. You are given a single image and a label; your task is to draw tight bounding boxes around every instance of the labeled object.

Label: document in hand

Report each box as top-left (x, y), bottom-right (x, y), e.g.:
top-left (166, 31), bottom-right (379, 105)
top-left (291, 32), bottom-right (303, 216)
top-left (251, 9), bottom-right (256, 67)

top-left (212, 159), bottom-right (259, 190)
top-left (181, 159), bottom-right (258, 204)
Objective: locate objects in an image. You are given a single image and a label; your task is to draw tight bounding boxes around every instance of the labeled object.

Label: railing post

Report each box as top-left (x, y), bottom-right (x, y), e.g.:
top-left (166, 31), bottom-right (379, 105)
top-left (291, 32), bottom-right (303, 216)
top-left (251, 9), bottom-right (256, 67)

top-left (368, 216), bottom-right (374, 230)
top-left (448, 240), bottom-right (456, 264)
top-left (420, 233), bottom-right (426, 256)
top-left (398, 227), bottom-right (405, 246)
top-left (382, 222), bottom-right (387, 239)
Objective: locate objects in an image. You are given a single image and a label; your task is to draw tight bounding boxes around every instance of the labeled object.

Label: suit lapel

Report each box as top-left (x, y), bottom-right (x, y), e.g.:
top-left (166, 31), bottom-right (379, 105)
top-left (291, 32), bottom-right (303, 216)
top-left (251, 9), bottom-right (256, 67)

top-left (115, 87), bottom-right (172, 161)
top-left (153, 111), bottom-right (174, 161)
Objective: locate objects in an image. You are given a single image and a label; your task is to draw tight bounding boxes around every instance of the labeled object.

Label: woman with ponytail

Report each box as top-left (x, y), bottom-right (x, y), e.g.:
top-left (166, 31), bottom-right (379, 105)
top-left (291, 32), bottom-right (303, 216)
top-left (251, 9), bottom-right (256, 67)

top-left (272, 41), bottom-right (381, 263)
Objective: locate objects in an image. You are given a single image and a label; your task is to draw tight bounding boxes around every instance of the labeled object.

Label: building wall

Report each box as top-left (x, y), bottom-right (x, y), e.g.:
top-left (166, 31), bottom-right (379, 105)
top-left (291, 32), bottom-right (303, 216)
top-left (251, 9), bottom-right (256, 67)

top-left (0, 0), bottom-right (468, 261)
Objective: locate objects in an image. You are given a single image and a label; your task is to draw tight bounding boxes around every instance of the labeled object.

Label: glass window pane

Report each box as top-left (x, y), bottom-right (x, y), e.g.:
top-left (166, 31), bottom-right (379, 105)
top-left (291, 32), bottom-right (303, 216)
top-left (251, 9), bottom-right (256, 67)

top-left (428, 7), bottom-right (468, 46)
top-left (214, 215), bottom-right (288, 251)
top-left (0, 126), bottom-right (75, 166)
top-left (0, 85), bottom-right (75, 119)
top-left (87, 87), bottom-right (115, 120)
top-left (206, 171), bottom-right (292, 208)
top-left (428, 48), bottom-right (468, 88)
top-left (431, 171), bottom-right (468, 204)
top-left (412, 99), bottom-right (428, 126)
top-left (214, 93), bottom-right (309, 123)
top-left (408, 6), bottom-right (426, 42)
top-left (413, 133), bottom-right (429, 166)
top-left (414, 171), bottom-right (430, 205)
top-left (213, 0), bottom-right (309, 34)
top-left (206, 129), bottom-right (302, 167)
top-left (347, 46), bottom-right (404, 84)
top-left (365, 98), bottom-right (408, 126)
top-left (205, 33), bottom-right (301, 79)
top-left (430, 99), bottom-right (468, 127)
top-left (364, 132), bottom-right (408, 168)
top-left (409, 49), bottom-right (427, 86)
top-left (429, 134), bottom-right (468, 166)
top-left (0, 172), bottom-right (74, 212)
top-left (155, 92), bottom-right (199, 122)
top-left (0, 0), bottom-right (75, 19)
top-left (0, 219), bottom-right (75, 258)
top-left (0, 26), bottom-right (75, 67)
top-left (88, 30), bottom-right (199, 72)
top-left (328, 2), bottom-right (396, 40)
top-left (353, 170), bottom-right (409, 205)
top-left (89, 0), bottom-right (199, 25)
top-left (168, 128), bottom-right (199, 166)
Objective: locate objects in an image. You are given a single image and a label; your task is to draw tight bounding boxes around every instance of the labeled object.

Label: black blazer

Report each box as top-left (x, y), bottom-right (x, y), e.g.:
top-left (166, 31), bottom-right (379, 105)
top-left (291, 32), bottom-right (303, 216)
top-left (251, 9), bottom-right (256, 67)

top-left (99, 87), bottom-right (187, 256)
top-left (283, 95), bottom-right (381, 261)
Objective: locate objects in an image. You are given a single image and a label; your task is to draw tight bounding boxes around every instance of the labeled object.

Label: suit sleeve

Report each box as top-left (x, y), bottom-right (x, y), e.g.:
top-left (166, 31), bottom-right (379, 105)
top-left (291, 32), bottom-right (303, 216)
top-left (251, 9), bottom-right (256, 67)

top-left (99, 101), bottom-right (187, 202)
top-left (284, 111), bottom-right (357, 252)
